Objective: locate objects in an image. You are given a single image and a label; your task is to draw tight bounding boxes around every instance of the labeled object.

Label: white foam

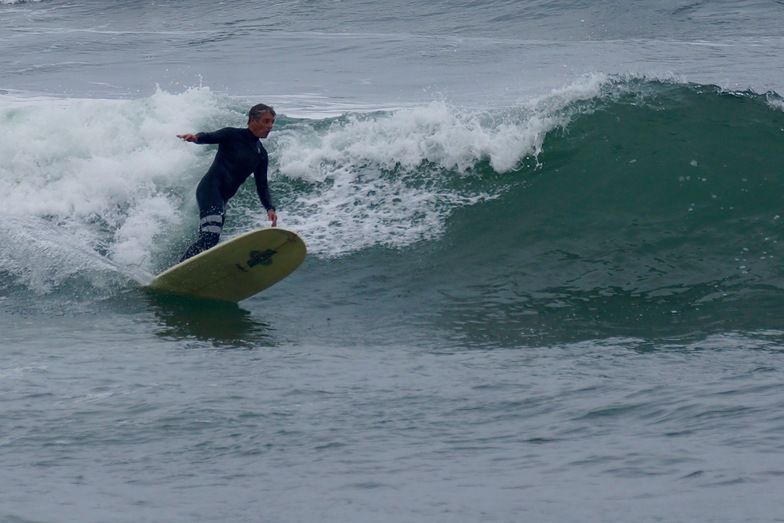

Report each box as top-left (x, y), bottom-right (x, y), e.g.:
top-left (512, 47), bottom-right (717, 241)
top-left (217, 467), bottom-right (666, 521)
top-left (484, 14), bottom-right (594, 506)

top-left (271, 97), bottom-right (576, 256)
top-left (0, 216), bottom-right (123, 295)
top-left (0, 87), bottom-right (230, 291)
top-left (1, 79), bottom-right (611, 291)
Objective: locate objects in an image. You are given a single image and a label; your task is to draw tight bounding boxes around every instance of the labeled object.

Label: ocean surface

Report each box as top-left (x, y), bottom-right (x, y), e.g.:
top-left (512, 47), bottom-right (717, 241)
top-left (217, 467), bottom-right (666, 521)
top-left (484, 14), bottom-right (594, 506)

top-left (2, 1), bottom-right (784, 522)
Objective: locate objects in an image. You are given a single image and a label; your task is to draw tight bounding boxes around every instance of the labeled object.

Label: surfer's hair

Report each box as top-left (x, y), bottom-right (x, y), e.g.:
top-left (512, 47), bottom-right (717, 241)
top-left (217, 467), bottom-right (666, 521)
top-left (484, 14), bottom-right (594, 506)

top-left (248, 103), bottom-right (276, 123)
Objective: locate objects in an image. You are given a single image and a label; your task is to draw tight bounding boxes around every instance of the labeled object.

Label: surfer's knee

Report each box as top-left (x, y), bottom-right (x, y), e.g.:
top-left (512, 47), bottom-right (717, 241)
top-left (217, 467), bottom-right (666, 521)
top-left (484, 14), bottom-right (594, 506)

top-left (199, 212), bottom-right (224, 235)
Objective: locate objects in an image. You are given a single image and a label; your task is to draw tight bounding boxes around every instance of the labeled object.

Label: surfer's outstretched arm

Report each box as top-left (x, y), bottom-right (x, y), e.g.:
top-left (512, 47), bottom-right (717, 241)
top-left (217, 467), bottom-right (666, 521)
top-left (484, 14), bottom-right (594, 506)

top-left (177, 133), bottom-right (198, 142)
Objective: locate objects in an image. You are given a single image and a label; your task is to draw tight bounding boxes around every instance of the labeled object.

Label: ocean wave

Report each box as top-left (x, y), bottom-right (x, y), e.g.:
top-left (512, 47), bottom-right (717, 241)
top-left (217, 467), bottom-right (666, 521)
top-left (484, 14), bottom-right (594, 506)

top-left (2, 77), bottom-right (782, 337)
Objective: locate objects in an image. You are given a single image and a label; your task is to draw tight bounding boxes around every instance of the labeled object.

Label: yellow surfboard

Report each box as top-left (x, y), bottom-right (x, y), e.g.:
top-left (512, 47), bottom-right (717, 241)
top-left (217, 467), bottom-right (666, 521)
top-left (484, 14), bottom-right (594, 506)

top-left (148, 228), bottom-right (306, 302)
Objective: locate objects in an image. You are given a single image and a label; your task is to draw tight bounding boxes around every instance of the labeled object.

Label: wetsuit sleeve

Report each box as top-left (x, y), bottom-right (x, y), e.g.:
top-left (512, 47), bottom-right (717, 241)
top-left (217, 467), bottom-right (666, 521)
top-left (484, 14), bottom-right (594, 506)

top-left (194, 128), bottom-right (233, 144)
top-left (254, 162), bottom-right (275, 211)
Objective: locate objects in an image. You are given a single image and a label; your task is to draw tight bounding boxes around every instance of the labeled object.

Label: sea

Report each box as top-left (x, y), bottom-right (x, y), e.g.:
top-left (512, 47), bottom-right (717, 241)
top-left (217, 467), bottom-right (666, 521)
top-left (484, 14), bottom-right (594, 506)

top-left (2, 1), bottom-right (784, 521)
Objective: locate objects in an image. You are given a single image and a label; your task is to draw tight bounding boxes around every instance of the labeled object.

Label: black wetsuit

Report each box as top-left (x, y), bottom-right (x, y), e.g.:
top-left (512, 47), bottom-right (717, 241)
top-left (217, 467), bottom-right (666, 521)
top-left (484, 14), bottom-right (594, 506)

top-left (180, 127), bottom-right (275, 262)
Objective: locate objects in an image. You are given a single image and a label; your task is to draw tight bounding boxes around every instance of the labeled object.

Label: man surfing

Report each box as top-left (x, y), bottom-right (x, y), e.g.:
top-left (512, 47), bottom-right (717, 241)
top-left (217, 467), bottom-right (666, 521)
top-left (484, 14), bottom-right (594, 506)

top-left (177, 103), bottom-right (278, 262)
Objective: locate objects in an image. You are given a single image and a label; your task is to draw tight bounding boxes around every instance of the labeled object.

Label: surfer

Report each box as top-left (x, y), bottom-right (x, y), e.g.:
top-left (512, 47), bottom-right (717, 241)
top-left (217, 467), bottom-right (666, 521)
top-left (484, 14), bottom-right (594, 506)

top-left (177, 104), bottom-right (278, 262)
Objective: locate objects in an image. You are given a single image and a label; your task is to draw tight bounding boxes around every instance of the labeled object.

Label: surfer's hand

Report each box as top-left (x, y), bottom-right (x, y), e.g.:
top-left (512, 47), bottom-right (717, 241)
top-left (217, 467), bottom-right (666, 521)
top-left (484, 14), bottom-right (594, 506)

top-left (268, 209), bottom-right (278, 227)
top-left (177, 133), bottom-right (198, 142)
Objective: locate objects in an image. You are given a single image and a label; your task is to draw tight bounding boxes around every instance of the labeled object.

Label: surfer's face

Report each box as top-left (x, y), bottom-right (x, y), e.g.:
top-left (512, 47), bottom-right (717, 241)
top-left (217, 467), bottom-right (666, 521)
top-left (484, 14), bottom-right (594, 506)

top-left (249, 112), bottom-right (275, 138)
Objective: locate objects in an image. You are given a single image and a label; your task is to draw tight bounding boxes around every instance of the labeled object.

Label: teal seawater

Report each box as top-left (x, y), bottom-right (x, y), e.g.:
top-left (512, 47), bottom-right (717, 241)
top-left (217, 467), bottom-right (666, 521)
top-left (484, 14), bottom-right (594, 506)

top-left (425, 81), bottom-right (784, 343)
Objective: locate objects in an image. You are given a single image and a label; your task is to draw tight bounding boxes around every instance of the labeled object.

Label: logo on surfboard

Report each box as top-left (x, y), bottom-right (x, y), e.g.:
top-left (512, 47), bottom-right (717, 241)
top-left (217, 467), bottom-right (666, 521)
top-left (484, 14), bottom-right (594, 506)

top-left (247, 249), bottom-right (277, 268)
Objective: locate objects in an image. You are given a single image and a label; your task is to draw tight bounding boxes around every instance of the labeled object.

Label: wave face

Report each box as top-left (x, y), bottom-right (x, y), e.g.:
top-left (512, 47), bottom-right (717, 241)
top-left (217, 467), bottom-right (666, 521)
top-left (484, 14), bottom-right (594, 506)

top-left (410, 80), bottom-right (784, 343)
top-left (2, 78), bottom-right (783, 340)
